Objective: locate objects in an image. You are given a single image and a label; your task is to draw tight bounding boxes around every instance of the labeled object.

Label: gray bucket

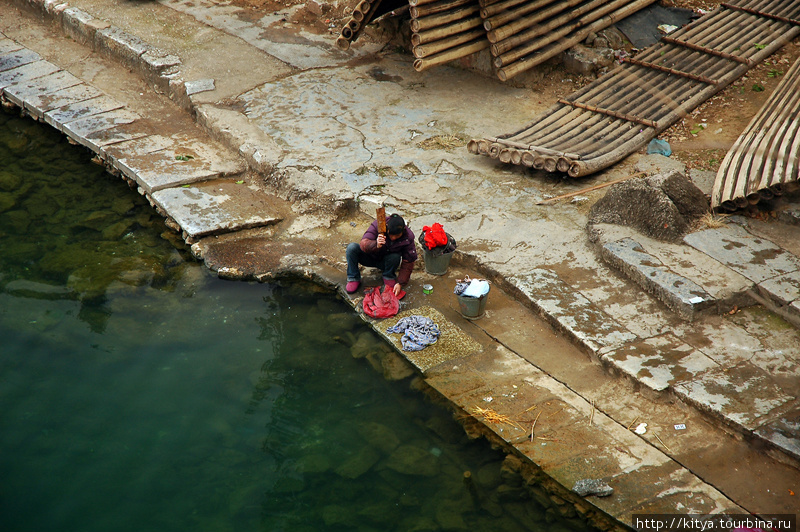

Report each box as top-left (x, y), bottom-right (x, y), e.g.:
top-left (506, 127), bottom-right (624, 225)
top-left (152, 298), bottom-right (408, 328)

top-left (457, 292), bottom-right (488, 320)
top-left (423, 249), bottom-right (453, 275)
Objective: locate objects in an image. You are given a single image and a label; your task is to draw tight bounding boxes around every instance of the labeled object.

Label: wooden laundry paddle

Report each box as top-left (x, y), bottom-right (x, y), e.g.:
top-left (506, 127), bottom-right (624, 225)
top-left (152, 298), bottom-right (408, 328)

top-left (376, 207), bottom-right (386, 234)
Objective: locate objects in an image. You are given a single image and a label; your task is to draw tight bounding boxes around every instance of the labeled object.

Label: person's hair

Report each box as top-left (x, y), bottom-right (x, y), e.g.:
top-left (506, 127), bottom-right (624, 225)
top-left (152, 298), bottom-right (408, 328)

top-left (386, 214), bottom-right (405, 235)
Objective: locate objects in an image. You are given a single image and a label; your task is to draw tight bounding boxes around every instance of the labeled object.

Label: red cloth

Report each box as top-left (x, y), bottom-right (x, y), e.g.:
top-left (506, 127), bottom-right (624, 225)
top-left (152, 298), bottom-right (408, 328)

top-left (363, 287), bottom-right (399, 318)
top-left (422, 223), bottom-right (448, 250)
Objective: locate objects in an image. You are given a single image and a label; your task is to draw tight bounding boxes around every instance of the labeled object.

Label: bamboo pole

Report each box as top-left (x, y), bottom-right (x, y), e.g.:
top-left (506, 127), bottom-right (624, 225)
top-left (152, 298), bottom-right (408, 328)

top-left (411, 5), bottom-right (481, 32)
top-left (536, 172), bottom-right (645, 204)
top-left (413, 27), bottom-right (487, 57)
top-left (484, 0), bottom-right (576, 32)
top-left (482, 0), bottom-right (562, 19)
top-left (485, 136), bottom-right (581, 159)
top-left (496, 0), bottom-right (658, 81)
top-left (336, 0), bottom-right (385, 49)
top-left (411, 0), bottom-right (475, 18)
top-left (411, 16), bottom-right (483, 45)
top-left (414, 37), bottom-right (490, 71)
top-left (493, 0), bottom-right (651, 64)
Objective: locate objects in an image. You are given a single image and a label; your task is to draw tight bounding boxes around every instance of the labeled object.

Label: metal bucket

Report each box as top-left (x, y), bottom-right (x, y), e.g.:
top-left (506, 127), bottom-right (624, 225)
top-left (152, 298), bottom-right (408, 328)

top-left (423, 249), bottom-right (453, 275)
top-left (457, 292), bottom-right (488, 320)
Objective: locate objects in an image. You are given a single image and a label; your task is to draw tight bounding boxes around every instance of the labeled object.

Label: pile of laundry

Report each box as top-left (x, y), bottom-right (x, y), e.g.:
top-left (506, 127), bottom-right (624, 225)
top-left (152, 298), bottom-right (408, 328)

top-left (386, 315), bottom-right (441, 351)
top-left (454, 277), bottom-right (490, 299)
top-left (419, 222), bottom-right (457, 257)
top-left (363, 286), bottom-right (400, 319)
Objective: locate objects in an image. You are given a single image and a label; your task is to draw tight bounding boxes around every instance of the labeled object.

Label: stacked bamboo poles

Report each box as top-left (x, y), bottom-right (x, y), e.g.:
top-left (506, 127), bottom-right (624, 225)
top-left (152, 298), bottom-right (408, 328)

top-left (712, 55), bottom-right (800, 211)
top-left (468, 0), bottom-right (800, 177)
top-left (410, 0), bottom-right (489, 71)
top-left (336, 0), bottom-right (383, 50)
top-left (479, 0), bottom-right (659, 81)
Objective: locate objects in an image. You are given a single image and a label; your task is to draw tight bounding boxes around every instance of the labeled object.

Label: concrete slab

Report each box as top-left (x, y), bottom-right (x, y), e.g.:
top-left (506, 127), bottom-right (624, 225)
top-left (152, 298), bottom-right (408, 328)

top-left (602, 238), bottom-right (714, 320)
top-left (593, 223), bottom-right (754, 305)
top-left (0, 47), bottom-right (41, 72)
top-left (754, 405), bottom-right (800, 462)
top-left (44, 94), bottom-right (125, 130)
top-left (3, 69), bottom-right (84, 109)
top-left (150, 180), bottom-right (283, 239)
top-left (0, 60), bottom-right (60, 90)
top-left (61, 108), bottom-right (144, 151)
top-left (685, 224), bottom-right (800, 284)
top-left (103, 133), bottom-right (246, 193)
top-left (507, 268), bottom-right (638, 357)
top-left (679, 317), bottom-right (766, 366)
top-left (602, 333), bottom-right (718, 393)
top-left (0, 38), bottom-right (23, 55)
top-left (674, 362), bottom-right (796, 432)
top-left (757, 270), bottom-right (800, 307)
top-left (95, 26), bottom-right (151, 69)
top-left (375, 306), bottom-right (482, 373)
top-left (21, 81), bottom-right (103, 119)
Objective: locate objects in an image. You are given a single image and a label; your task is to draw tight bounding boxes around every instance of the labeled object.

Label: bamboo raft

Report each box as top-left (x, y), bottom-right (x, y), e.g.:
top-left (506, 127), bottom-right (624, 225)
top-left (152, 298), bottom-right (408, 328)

top-left (410, 0), bottom-right (488, 71)
top-left (712, 54), bottom-right (800, 211)
top-left (337, 0), bottom-right (489, 71)
top-left (481, 0), bottom-right (659, 81)
top-left (469, 0), bottom-right (800, 177)
top-left (336, 0), bottom-right (655, 75)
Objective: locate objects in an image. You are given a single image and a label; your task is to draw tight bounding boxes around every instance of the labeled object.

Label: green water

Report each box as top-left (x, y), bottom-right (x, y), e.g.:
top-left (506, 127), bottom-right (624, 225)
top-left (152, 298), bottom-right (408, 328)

top-left (0, 109), bottom-right (599, 532)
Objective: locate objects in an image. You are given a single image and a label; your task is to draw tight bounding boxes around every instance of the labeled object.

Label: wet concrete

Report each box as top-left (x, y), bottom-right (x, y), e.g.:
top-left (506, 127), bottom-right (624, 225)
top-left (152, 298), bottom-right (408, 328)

top-left (1, 0), bottom-right (799, 527)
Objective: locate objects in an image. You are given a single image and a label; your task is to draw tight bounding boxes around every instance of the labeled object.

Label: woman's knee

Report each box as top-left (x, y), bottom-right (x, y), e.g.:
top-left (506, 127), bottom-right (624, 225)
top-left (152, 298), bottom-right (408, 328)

top-left (346, 242), bottom-right (361, 259)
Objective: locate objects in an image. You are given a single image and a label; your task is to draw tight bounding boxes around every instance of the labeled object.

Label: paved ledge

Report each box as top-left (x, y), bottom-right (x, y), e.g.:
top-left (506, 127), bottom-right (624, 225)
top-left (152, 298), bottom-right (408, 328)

top-left (0, 33), bottom-right (279, 243)
top-left (685, 223), bottom-right (800, 327)
top-left (601, 238), bottom-right (714, 321)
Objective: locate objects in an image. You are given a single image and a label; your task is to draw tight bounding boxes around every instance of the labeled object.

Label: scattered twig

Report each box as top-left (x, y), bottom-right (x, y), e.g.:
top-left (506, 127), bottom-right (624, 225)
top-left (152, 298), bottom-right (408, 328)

top-left (589, 399), bottom-right (595, 426)
top-left (627, 415), bottom-right (640, 431)
top-left (654, 431), bottom-right (672, 452)
top-left (472, 406), bottom-right (524, 431)
top-left (536, 172), bottom-right (645, 205)
top-left (546, 407), bottom-right (563, 418)
top-left (530, 411), bottom-right (542, 442)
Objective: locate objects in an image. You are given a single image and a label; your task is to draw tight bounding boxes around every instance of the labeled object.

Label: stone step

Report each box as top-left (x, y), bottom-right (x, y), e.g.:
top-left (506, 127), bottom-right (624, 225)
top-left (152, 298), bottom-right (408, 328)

top-left (601, 237), bottom-right (714, 320)
top-left (0, 34), bottom-right (282, 243)
top-left (684, 223), bottom-right (800, 327)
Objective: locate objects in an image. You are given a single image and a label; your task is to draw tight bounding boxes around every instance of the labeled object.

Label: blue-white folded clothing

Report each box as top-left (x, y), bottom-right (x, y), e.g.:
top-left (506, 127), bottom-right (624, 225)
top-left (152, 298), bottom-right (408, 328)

top-left (387, 315), bottom-right (440, 351)
top-left (461, 279), bottom-right (490, 298)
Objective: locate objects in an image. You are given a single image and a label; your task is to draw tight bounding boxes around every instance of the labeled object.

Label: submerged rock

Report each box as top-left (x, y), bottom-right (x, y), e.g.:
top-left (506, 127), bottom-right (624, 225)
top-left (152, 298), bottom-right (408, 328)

top-left (356, 421), bottom-right (400, 454)
top-left (296, 453), bottom-right (331, 474)
top-left (385, 445), bottom-right (440, 477)
top-left (335, 446), bottom-right (381, 479)
top-left (382, 351), bottom-right (415, 381)
top-left (322, 504), bottom-right (356, 527)
top-left (350, 331), bottom-right (383, 359)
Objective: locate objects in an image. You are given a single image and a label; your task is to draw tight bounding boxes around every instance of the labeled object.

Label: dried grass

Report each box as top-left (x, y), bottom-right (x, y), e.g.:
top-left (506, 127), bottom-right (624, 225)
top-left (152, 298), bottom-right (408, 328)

top-left (418, 134), bottom-right (467, 151)
top-left (471, 406), bottom-right (524, 431)
top-left (699, 211), bottom-right (730, 229)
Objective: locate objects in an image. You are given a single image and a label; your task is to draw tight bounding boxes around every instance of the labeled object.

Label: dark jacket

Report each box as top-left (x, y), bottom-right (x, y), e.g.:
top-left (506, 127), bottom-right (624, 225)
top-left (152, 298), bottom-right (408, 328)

top-left (360, 218), bottom-right (417, 284)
